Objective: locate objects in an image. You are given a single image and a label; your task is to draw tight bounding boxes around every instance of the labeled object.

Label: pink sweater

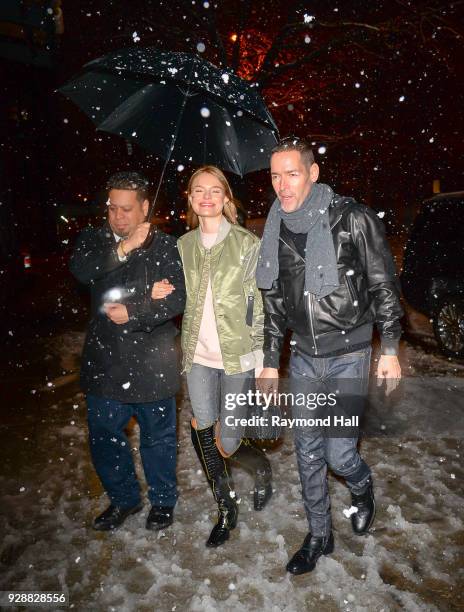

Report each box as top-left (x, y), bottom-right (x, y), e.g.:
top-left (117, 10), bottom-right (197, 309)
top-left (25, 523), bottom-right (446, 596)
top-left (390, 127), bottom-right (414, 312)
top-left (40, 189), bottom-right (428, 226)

top-left (193, 231), bottom-right (224, 369)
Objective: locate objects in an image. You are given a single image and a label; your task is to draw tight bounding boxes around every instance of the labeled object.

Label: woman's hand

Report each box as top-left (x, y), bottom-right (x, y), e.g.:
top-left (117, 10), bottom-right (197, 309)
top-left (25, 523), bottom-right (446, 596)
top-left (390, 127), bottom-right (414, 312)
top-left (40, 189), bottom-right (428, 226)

top-left (151, 278), bottom-right (175, 300)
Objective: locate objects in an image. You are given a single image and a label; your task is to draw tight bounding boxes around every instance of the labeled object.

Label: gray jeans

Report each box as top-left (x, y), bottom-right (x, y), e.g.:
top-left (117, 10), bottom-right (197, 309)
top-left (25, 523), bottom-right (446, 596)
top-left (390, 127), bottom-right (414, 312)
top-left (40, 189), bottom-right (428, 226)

top-left (290, 347), bottom-right (372, 537)
top-left (186, 363), bottom-right (253, 455)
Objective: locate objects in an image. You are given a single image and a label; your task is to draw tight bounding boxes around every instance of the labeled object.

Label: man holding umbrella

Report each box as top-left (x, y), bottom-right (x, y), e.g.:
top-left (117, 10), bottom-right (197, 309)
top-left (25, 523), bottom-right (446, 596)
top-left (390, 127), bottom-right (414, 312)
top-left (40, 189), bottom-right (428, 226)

top-left (70, 171), bottom-right (185, 531)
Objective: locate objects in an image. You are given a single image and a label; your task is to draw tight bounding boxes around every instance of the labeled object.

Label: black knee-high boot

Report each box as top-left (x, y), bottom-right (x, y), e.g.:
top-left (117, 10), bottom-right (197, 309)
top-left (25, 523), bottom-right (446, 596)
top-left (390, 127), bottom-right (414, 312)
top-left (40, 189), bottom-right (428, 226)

top-left (228, 439), bottom-right (273, 510)
top-left (191, 421), bottom-right (238, 547)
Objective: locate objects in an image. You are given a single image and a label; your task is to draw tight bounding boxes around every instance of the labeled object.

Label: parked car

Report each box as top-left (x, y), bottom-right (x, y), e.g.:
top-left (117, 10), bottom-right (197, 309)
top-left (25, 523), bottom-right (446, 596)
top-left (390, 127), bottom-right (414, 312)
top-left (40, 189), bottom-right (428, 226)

top-left (401, 192), bottom-right (464, 358)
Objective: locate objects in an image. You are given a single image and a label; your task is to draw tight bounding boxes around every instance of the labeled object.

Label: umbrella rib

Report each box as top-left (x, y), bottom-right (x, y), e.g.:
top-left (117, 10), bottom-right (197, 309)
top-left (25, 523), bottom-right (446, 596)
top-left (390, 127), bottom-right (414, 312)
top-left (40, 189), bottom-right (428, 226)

top-left (177, 85), bottom-right (199, 98)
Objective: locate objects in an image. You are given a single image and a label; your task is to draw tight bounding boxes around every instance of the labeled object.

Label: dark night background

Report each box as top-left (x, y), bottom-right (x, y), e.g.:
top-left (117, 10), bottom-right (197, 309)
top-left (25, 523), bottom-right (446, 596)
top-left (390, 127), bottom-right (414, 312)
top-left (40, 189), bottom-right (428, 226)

top-left (2, 0), bottom-right (464, 257)
top-left (1, 5), bottom-right (464, 609)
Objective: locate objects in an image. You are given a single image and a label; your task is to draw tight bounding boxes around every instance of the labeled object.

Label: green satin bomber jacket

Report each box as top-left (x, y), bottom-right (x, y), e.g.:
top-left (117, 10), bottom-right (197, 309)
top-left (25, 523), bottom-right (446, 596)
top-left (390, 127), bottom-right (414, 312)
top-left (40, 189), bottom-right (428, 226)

top-left (177, 216), bottom-right (264, 375)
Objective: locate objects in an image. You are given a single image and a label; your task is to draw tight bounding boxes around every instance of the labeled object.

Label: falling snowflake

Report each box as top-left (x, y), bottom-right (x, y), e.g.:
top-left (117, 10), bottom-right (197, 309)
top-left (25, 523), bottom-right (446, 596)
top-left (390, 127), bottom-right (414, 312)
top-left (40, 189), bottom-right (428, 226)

top-left (107, 288), bottom-right (123, 301)
top-left (343, 506), bottom-right (358, 518)
top-left (304, 13), bottom-right (315, 23)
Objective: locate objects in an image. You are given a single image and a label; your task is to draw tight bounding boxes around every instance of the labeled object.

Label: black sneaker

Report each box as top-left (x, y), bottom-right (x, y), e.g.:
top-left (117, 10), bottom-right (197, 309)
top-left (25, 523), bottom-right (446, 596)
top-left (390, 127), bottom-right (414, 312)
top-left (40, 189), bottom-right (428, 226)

top-left (286, 532), bottom-right (334, 575)
top-left (146, 506), bottom-right (174, 531)
top-left (93, 503), bottom-right (143, 531)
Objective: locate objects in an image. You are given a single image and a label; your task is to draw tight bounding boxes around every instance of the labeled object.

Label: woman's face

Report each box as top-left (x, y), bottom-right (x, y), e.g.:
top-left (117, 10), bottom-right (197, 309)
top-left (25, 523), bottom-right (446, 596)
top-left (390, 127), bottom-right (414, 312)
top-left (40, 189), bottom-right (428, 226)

top-left (189, 172), bottom-right (228, 221)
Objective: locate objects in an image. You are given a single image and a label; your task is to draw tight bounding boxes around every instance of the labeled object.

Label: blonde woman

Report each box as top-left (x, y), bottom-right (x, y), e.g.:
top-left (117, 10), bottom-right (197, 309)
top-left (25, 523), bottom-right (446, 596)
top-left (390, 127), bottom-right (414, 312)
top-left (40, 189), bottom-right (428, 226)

top-left (152, 166), bottom-right (273, 547)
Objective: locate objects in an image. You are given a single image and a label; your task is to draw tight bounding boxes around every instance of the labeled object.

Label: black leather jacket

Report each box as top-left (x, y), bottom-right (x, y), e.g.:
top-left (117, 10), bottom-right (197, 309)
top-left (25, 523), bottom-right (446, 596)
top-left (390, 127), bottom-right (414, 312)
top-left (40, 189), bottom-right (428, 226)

top-left (261, 195), bottom-right (403, 366)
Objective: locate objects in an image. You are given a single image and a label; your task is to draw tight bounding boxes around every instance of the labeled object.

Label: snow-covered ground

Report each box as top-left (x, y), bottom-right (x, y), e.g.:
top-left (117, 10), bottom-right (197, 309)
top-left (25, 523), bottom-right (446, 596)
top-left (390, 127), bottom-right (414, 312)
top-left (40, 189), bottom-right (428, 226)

top-left (1, 321), bottom-right (463, 612)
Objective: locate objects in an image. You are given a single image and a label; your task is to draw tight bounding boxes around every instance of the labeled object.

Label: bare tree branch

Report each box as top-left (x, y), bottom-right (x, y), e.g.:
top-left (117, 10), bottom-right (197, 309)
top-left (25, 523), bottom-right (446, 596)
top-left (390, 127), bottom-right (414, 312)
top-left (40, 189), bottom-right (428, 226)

top-left (231, 0), bottom-right (252, 72)
top-left (318, 21), bottom-right (384, 32)
top-left (202, 4), bottom-right (229, 68)
top-left (257, 32), bottom-right (360, 88)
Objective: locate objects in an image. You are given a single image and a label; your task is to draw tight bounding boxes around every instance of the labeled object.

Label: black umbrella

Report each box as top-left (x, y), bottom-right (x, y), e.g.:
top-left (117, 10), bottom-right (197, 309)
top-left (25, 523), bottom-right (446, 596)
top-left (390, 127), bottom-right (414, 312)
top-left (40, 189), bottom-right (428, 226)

top-left (59, 47), bottom-right (279, 185)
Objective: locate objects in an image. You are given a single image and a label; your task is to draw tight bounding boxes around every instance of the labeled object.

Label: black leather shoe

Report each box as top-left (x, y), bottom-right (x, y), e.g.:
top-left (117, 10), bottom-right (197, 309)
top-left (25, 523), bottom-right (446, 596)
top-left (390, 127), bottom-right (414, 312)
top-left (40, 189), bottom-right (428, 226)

top-left (286, 532), bottom-right (334, 575)
top-left (146, 506), bottom-right (174, 531)
top-left (351, 479), bottom-right (376, 535)
top-left (93, 503), bottom-right (143, 531)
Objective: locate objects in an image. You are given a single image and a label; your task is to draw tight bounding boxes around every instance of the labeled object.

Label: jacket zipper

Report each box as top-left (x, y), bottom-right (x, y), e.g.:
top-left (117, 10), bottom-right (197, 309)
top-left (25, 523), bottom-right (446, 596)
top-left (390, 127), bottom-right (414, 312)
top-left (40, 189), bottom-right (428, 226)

top-left (345, 275), bottom-right (359, 313)
top-left (330, 214), bottom-right (342, 230)
top-left (308, 292), bottom-right (318, 355)
top-left (186, 249), bottom-right (210, 369)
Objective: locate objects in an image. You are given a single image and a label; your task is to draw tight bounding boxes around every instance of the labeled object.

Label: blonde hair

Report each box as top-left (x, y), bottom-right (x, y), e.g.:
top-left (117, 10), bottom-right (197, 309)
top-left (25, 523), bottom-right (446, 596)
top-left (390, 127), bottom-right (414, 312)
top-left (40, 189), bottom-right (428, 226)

top-left (186, 165), bottom-right (238, 229)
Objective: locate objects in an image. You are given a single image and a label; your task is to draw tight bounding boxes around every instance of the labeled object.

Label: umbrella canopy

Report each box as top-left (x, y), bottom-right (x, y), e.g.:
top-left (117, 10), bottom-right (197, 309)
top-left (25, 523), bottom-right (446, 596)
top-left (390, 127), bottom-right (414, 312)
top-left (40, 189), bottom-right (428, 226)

top-left (59, 47), bottom-right (279, 176)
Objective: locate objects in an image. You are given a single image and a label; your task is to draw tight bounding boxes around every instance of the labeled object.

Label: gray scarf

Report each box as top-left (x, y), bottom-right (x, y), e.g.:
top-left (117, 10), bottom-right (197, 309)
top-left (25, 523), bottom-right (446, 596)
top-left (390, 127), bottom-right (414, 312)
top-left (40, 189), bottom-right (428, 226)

top-left (256, 182), bottom-right (339, 299)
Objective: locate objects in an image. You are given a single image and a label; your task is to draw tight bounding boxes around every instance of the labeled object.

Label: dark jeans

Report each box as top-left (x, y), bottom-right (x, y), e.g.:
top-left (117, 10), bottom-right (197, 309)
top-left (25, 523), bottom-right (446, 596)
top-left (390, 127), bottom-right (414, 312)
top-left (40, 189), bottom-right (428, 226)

top-left (290, 347), bottom-right (372, 537)
top-left (186, 363), bottom-right (253, 455)
top-left (87, 395), bottom-right (177, 508)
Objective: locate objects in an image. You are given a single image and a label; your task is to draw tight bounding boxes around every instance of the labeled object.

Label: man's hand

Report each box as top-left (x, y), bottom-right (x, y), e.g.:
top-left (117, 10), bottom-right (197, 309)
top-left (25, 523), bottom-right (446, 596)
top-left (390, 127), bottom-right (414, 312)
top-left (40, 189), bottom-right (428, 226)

top-left (104, 303), bottom-right (129, 324)
top-left (151, 278), bottom-right (175, 300)
top-left (376, 355), bottom-right (401, 396)
top-left (122, 222), bottom-right (152, 254)
top-left (257, 367), bottom-right (279, 395)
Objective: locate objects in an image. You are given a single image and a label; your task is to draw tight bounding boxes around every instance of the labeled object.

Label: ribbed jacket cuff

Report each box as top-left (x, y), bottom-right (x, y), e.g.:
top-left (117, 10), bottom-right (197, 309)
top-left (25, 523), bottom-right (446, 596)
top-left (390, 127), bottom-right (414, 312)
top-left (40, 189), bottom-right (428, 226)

top-left (263, 351), bottom-right (281, 369)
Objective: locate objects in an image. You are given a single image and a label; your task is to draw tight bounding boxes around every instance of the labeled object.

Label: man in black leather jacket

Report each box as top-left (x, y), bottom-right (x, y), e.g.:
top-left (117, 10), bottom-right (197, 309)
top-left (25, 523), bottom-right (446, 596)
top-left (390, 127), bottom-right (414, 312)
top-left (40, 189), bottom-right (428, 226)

top-left (256, 137), bottom-right (403, 576)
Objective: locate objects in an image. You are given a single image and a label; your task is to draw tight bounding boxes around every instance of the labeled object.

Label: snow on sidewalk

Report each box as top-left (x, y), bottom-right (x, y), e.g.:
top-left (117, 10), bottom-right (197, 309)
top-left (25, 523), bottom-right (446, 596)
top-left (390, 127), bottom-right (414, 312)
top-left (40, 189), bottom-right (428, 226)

top-left (0, 332), bottom-right (463, 611)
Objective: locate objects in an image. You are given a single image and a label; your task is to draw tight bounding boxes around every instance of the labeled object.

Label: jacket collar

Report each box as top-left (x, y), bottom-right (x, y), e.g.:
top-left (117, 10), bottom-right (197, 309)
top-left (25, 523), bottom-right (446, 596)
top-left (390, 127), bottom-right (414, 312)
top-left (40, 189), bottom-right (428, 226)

top-left (195, 215), bottom-right (232, 249)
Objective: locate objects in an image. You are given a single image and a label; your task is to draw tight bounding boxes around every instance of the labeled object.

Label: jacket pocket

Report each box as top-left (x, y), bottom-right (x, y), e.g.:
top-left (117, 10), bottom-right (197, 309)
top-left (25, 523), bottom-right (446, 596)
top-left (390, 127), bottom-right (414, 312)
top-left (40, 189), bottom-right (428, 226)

top-left (246, 295), bottom-right (254, 326)
top-left (345, 274), bottom-right (360, 315)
